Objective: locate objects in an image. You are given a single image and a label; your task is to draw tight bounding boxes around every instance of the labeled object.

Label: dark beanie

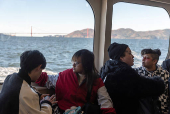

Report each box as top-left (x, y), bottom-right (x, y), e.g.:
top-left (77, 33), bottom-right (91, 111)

top-left (108, 42), bottom-right (128, 60)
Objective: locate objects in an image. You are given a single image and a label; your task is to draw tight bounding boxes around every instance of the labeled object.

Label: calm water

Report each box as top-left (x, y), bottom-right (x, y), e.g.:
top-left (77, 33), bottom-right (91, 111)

top-left (0, 36), bottom-right (169, 81)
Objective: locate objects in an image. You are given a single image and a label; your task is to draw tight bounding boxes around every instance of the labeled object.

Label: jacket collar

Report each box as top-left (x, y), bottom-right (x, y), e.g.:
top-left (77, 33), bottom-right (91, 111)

top-left (100, 59), bottom-right (129, 80)
top-left (141, 64), bottom-right (161, 74)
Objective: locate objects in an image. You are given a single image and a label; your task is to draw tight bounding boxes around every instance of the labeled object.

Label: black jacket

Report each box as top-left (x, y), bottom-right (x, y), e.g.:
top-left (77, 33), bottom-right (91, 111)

top-left (100, 60), bottom-right (165, 114)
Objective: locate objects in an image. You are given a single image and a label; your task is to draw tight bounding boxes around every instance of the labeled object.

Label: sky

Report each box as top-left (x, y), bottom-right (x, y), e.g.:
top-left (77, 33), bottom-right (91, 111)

top-left (0, 0), bottom-right (170, 36)
top-left (112, 2), bottom-right (170, 31)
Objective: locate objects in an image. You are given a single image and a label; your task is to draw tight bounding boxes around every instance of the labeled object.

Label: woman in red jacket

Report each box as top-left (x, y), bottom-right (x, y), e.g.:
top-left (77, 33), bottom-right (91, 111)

top-left (36, 49), bottom-right (116, 114)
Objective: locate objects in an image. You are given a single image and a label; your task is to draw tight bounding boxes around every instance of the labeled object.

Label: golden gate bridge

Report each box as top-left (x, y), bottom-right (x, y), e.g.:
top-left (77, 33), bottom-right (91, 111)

top-left (1, 26), bottom-right (67, 37)
top-left (1, 27), bottom-right (90, 37)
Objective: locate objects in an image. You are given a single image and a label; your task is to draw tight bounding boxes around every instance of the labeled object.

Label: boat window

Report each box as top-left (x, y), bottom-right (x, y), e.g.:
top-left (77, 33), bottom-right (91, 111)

top-left (0, 0), bottom-right (94, 82)
top-left (112, 2), bottom-right (170, 67)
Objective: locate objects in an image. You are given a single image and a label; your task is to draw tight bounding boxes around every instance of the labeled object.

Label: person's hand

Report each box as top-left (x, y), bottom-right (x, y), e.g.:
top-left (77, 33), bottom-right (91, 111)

top-left (43, 95), bottom-right (58, 105)
top-left (40, 94), bottom-right (50, 100)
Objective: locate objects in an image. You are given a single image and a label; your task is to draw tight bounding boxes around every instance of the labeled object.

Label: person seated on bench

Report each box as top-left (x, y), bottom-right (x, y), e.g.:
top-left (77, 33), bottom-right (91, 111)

top-left (0, 50), bottom-right (57, 114)
top-left (36, 49), bottom-right (116, 114)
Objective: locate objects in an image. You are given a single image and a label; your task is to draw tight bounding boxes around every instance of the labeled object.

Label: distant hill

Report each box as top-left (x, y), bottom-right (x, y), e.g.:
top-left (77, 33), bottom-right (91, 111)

top-left (65, 28), bottom-right (94, 38)
top-left (0, 33), bottom-right (14, 38)
top-left (64, 28), bottom-right (170, 39)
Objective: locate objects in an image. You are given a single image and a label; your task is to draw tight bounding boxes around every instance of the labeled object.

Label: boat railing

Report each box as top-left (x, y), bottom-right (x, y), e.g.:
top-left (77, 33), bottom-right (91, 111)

top-left (0, 82), bottom-right (55, 95)
top-left (0, 82), bottom-right (3, 93)
top-left (31, 82), bottom-right (55, 95)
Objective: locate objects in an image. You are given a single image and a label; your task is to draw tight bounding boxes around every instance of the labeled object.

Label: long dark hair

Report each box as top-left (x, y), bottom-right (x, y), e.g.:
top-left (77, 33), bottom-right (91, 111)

top-left (72, 49), bottom-right (99, 90)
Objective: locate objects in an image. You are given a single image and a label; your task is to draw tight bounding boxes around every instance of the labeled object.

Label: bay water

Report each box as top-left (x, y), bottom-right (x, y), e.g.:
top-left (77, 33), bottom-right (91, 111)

top-left (0, 36), bottom-right (169, 81)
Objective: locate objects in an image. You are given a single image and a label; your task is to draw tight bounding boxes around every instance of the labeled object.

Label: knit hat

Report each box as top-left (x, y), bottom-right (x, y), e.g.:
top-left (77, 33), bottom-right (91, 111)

top-left (108, 42), bottom-right (128, 60)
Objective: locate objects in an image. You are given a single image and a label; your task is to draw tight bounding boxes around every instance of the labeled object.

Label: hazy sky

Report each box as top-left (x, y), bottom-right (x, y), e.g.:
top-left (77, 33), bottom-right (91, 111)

top-left (112, 2), bottom-right (170, 31)
top-left (0, 0), bottom-right (170, 36)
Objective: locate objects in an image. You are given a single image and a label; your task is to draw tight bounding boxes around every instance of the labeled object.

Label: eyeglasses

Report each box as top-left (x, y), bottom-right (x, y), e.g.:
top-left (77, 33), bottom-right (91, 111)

top-left (72, 61), bottom-right (81, 66)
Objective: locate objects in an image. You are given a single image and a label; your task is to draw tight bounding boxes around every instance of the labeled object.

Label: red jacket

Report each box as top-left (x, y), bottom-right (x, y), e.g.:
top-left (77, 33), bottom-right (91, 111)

top-left (56, 69), bottom-right (103, 110)
top-left (36, 69), bottom-right (116, 114)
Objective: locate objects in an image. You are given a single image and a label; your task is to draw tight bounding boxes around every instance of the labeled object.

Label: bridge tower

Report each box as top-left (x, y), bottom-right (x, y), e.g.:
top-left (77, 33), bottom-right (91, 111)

top-left (31, 26), bottom-right (32, 37)
top-left (87, 28), bottom-right (89, 38)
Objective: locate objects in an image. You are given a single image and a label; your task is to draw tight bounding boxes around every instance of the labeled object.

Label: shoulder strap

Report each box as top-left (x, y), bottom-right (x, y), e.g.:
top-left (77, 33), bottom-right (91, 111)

top-left (81, 84), bottom-right (92, 111)
top-left (86, 83), bottom-right (93, 102)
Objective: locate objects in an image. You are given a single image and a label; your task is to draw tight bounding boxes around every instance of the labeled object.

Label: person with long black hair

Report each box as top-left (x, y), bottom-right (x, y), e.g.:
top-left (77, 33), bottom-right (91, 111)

top-left (36, 49), bottom-right (116, 114)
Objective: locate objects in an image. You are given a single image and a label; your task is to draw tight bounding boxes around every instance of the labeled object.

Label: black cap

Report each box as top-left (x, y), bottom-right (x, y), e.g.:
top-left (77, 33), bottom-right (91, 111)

top-left (108, 42), bottom-right (128, 60)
